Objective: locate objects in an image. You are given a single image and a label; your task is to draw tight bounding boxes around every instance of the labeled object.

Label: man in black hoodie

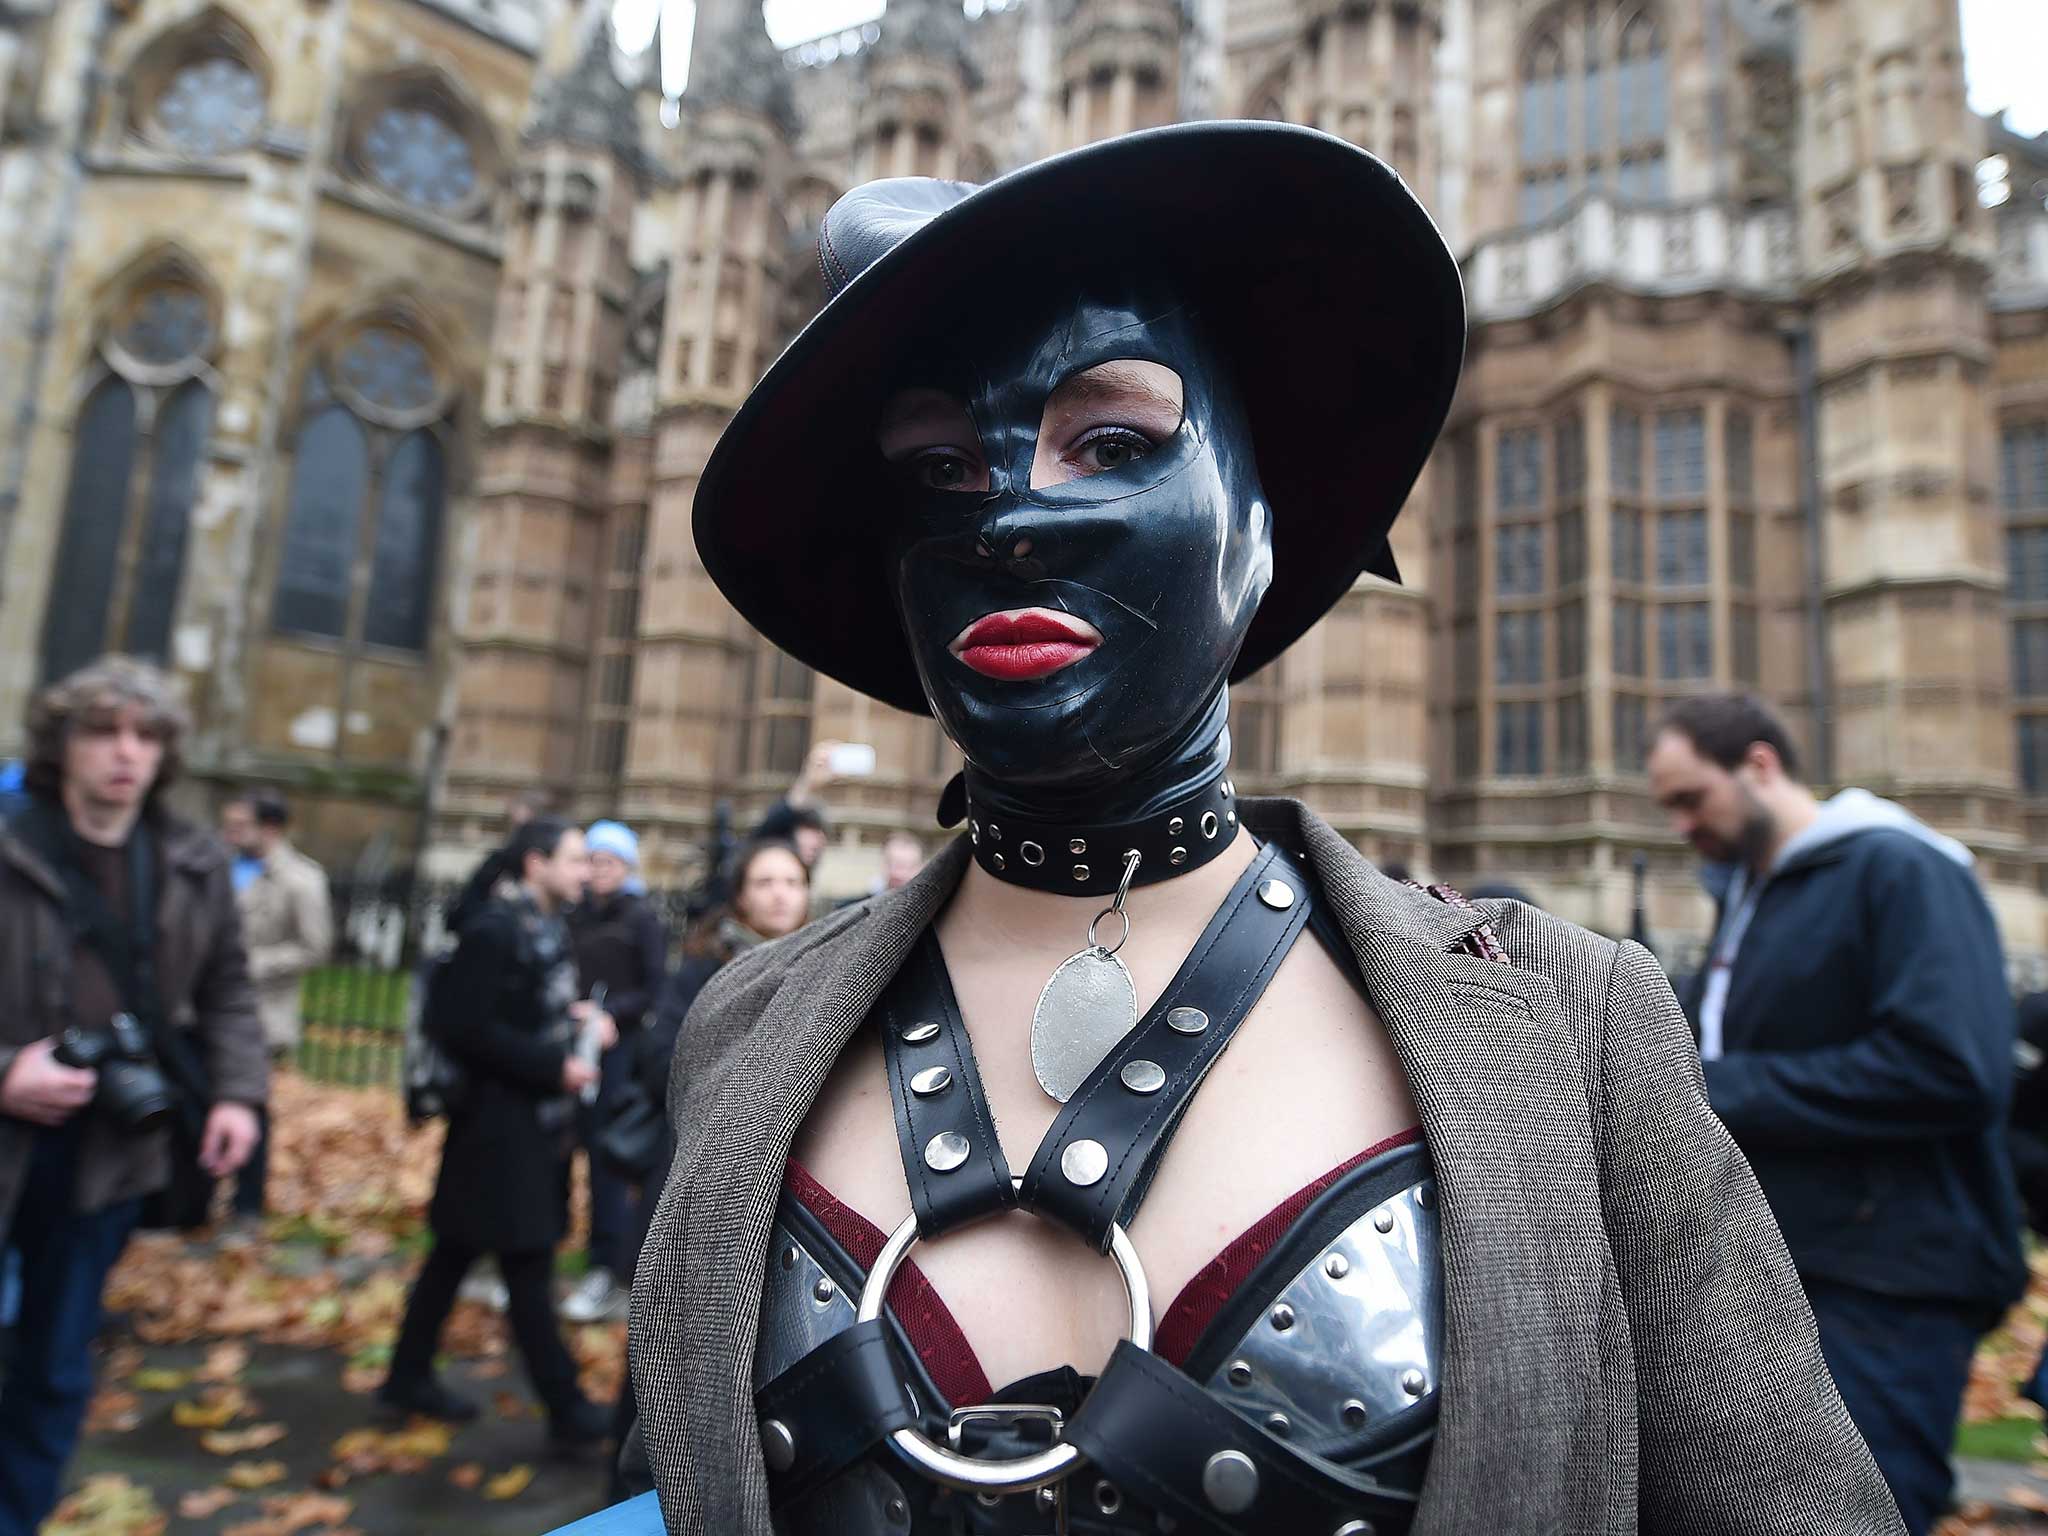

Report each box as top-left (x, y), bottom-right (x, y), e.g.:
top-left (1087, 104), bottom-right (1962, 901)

top-left (563, 820), bottom-right (666, 1324)
top-left (1648, 693), bottom-right (2024, 1535)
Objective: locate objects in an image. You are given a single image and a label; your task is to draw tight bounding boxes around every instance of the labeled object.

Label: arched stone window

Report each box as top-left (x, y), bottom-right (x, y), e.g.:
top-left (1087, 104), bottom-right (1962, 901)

top-left (1612, 10), bottom-right (1668, 200)
top-left (121, 8), bottom-right (268, 157)
top-left (1518, 3), bottom-right (1669, 224)
top-left (272, 319), bottom-right (452, 655)
top-left (38, 269), bottom-right (218, 683)
top-left (342, 72), bottom-right (494, 221)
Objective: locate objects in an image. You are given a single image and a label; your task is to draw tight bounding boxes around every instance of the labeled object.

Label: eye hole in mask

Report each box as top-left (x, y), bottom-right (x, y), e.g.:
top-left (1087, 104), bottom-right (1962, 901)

top-left (877, 360), bottom-right (1185, 494)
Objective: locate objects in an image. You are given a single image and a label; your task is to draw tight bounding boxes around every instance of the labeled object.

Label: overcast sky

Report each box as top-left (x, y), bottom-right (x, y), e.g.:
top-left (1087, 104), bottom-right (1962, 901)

top-left (1961, 0), bottom-right (2046, 137)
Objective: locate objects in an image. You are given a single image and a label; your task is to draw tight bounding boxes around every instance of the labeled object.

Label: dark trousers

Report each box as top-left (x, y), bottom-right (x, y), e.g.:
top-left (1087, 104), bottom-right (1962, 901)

top-left (0, 1125), bottom-right (141, 1535)
top-left (579, 1043), bottom-right (636, 1278)
top-left (1805, 1278), bottom-right (1984, 1536)
top-left (231, 1103), bottom-right (269, 1218)
top-left (389, 1240), bottom-right (582, 1419)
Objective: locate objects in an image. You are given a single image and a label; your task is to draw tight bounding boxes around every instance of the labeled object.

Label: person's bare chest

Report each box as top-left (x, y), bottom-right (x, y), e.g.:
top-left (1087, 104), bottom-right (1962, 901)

top-left (788, 899), bottom-right (1419, 1390)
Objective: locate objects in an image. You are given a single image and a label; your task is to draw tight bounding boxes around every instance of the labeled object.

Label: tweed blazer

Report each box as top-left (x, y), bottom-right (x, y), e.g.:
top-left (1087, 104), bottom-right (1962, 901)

top-left (631, 798), bottom-right (1903, 1534)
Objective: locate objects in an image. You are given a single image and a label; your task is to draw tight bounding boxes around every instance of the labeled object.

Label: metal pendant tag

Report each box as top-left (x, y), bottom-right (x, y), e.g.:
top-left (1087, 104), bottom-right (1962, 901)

top-left (1030, 947), bottom-right (1137, 1104)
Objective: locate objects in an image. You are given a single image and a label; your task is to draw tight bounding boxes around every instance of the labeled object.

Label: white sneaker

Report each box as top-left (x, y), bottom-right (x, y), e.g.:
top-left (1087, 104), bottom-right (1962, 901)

top-left (561, 1268), bottom-right (627, 1323)
top-left (458, 1274), bottom-right (510, 1312)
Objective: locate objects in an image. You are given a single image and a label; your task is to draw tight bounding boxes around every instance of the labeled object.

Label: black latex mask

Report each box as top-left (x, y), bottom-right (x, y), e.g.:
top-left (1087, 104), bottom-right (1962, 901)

top-left (884, 282), bottom-right (1272, 826)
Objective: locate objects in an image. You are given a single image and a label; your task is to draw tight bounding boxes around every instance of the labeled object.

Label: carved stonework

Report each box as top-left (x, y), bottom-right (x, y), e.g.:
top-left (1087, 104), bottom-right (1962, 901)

top-left (1737, 51), bottom-right (1793, 205)
top-left (525, 22), bottom-right (643, 168)
top-left (687, 11), bottom-right (796, 132)
top-left (1823, 186), bottom-right (1859, 253)
top-left (1886, 163), bottom-right (1920, 231)
top-left (1663, 212), bottom-right (1696, 274)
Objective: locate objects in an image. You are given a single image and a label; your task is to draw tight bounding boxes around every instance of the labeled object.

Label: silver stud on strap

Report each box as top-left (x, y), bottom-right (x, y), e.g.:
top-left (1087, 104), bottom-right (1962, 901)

top-left (1167, 815), bottom-right (1184, 836)
top-left (1270, 1303), bottom-right (1296, 1331)
top-left (1072, 864), bottom-right (1090, 882)
top-left (1226, 1359), bottom-right (1252, 1388)
top-left (1372, 1207), bottom-right (1395, 1234)
top-left (1334, 1522), bottom-right (1377, 1536)
top-left (1222, 779), bottom-right (1234, 797)
top-left (910, 1065), bottom-right (952, 1096)
top-left (1258, 878), bottom-right (1296, 910)
top-left (1166, 1006), bottom-right (1210, 1035)
top-left (1324, 1251), bottom-right (1350, 1279)
top-left (924, 1131), bottom-right (971, 1173)
top-left (900, 1020), bottom-right (940, 1044)
top-left (987, 823), bottom-right (1002, 841)
top-left (991, 852), bottom-right (1006, 872)
top-left (1401, 1368), bottom-right (1428, 1397)
top-left (1120, 1059), bottom-right (1166, 1095)
top-left (1202, 1449), bottom-right (1259, 1514)
top-left (1068, 837), bottom-right (1088, 855)
top-left (1341, 1399), bottom-right (1368, 1429)
top-left (1265, 1412), bottom-right (1291, 1437)
top-left (1061, 1138), bottom-right (1109, 1187)
top-left (1169, 846), bottom-right (1188, 866)
top-left (760, 1417), bottom-right (796, 1474)
top-left (812, 1276), bottom-right (836, 1304)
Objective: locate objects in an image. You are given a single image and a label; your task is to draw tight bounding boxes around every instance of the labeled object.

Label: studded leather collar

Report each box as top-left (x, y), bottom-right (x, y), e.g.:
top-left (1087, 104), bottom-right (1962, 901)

top-left (964, 776), bottom-right (1240, 897)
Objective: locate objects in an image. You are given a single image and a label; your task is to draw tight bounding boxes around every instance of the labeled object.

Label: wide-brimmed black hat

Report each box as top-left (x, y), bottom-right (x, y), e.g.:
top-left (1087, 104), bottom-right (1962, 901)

top-left (693, 120), bottom-right (1464, 717)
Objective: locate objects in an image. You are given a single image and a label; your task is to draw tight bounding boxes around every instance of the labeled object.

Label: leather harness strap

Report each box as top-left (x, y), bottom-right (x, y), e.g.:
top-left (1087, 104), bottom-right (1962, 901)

top-left (1020, 842), bottom-right (1312, 1249)
top-left (878, 933), bottom-right (1019, 1238)
top-left (1066, 1341), bottom-right (1424, 1536)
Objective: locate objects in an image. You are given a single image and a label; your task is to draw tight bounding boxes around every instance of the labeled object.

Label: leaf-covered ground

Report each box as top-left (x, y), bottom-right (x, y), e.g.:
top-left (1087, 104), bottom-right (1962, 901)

top-left (53, 1073), bottom-right (625, 1535)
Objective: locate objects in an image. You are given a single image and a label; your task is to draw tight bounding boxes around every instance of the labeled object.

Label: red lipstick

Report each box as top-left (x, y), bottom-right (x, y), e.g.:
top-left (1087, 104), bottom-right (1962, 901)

top-left (952, 609), bottom-right (1101, 681)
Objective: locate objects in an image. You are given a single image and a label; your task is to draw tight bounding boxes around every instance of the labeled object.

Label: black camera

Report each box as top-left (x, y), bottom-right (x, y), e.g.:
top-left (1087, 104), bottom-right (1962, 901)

top-left (53, 1013), bottom-right (175, 1133)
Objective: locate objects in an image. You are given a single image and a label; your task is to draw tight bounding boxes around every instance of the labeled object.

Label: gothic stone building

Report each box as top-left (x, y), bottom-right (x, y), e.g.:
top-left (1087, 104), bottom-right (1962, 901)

top-left (0, 0), bottom-right (2044, 969)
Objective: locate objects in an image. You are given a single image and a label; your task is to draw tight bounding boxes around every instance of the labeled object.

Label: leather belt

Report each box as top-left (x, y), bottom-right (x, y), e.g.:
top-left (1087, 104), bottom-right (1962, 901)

top-left (755, 1318), bottom-right (920, 1506)
top-left (1067, 1342), bottom-right (1423, 1535)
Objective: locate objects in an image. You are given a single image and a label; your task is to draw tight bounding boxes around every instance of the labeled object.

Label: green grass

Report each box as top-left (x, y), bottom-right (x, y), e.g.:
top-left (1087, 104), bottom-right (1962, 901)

top-left (1956, 1416), bottom-right (2047, 1463)
top-left (300, 966), bottom-right (410, 1032)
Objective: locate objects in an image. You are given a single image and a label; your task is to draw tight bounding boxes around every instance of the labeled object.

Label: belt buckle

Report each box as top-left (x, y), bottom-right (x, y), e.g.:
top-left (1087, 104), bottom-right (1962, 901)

top-left (947, 1405), bottom-right (1070, 1535)
top-left (946, 1402), bottom-right (1066, 1451)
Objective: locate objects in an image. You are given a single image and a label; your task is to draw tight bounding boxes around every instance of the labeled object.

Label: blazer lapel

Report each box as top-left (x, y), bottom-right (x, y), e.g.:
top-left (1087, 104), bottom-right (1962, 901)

top-left (1276, 803), bottom-right (1612, 1532)
top-left (668, 841), bottom-right (971, 1523)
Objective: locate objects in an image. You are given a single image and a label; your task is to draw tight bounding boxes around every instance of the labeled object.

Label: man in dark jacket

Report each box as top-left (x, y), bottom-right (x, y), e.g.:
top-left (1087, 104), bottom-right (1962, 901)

top-left (0, 657), bottom-right (268, 1532)
top-left (562, 820), bottom-right (666, 1324)
top-left (380, 817), bottom-right (614, 1448)
top-left (1648, 692), bottom-right (2025, 1535)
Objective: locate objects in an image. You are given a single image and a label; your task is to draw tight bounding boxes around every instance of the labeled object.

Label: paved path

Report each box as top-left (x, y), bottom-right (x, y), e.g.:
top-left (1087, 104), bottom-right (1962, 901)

top-left (70, 1336), bottom-right (610, 1535)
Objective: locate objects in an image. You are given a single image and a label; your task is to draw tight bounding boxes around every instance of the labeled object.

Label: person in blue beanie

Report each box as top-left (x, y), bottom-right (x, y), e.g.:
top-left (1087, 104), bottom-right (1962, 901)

top-left (563, 820), bottom-right (668, 1324)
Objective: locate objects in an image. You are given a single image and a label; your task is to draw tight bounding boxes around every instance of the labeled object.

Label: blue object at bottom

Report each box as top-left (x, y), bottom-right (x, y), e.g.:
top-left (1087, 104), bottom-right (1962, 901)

top-left (544, 1491), bottom-right (662, 1535)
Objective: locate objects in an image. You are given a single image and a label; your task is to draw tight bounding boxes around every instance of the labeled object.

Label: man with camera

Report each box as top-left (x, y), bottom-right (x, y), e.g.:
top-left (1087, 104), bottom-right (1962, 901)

top-left (0, 657), bottom-right (267, 1532)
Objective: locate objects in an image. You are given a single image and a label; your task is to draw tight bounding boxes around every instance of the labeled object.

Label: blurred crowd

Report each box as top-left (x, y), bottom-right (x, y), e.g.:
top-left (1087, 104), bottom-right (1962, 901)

top-left (1, 657), bottom-right (2045, 1534)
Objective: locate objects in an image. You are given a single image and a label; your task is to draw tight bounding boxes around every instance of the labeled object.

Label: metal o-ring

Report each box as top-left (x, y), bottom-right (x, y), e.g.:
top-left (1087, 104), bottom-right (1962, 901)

top-left (1020, 840), bottom-right (1045, 867)
top-left (1201, 810), bottom-right (1219, 839)
top-left (1087, 905), bottom-right (1131, 956)
top-left (856, 1178), bottom-right (1152, 1494)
